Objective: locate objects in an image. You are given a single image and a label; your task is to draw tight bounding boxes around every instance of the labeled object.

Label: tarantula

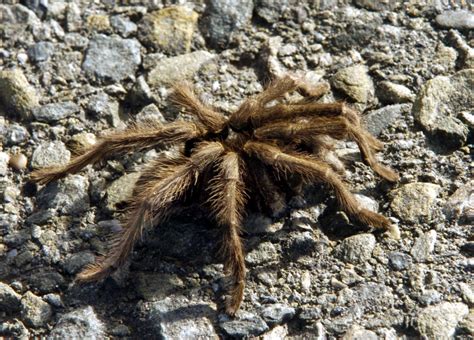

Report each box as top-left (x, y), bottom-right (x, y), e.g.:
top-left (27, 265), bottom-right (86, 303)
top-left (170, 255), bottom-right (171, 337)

top-left (31, 75), bottom-right (399, 316)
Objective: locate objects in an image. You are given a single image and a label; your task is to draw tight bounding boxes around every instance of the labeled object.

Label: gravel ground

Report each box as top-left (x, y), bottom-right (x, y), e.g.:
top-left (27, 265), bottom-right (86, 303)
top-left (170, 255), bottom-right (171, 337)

top-left (0, 1), bottom-right (473, 339)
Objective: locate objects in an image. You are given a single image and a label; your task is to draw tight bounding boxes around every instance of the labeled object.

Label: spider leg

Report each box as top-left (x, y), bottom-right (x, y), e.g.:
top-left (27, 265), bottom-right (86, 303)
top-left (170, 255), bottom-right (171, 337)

top-left (229, 76), bottom-right (299, 130)
top-left (30, 121), bottom-right (206, 185)
top-left (247, 158), bottom-right (286, 217)
top-left (254, 117), bottom-right (398, 182)
top-left (77, 141), bottom-right (226, 282)
top-left (171, 83), bottom-right (227, 133)
top-left (207, 152), bottom-right (247, 316)
top-left (244, 141), bottom-right (392, 230)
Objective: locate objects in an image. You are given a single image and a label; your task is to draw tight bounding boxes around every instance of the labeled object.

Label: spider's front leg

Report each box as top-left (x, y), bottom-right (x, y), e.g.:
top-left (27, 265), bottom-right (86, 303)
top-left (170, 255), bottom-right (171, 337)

top-left (172, 84), bottom-right (227, 133)
top-left (30, 121), bottom-right (206, 185)
top-left (207, 152), bottom-right (247, 316)
top-left (77, 141), bottom-right (226, 282)
top-left (244, 142), bottom-right (398, 237)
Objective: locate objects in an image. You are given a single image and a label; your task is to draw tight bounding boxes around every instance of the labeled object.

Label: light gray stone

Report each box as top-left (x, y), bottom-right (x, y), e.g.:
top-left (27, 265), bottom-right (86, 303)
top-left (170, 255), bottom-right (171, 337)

top-left (411, 230), bottom-right (437, 262)
top-left (31, 141), bottom-right (71, 169)
top-left (436, 10), bottom-right (474, 30)
top-left (0, 152), bottom-right (9, 176)
top-left (36, 174), bottom-right (89, 216)
top-left (200, 0), bottom-right (253, 48)
top-left (377, 81), bottom-right (415, 104)
top-left (390, 183), bottom-right (441, 223)
top-left (5, 124), bottom-right (29, 145)
top-left (363, 104), bottom-right (411, 136)
top-left (82, 35), bottom-right (141, 83)
top-left (334, 233), bottom-right (376, 264)
top-left (147, 51), bottom-right (215, 87)
top-left (255, 0), bottom-right (290, 23)
top-left (87, 92), bottom-right (120, 127)
top-left (105, 172), bottom-right (140, 211)
top-left (21, 291), bottom-right (52, 328)
top-left (49, 306), bottom-right (105, 340)
top-left (220, 311), bottom-right (269, 338)
top-left (246, 242), bottom-right (280, 265)
top-left (145, 296), bottom-right (218, 339)
top-left (33, 101), bottom-right (80, 123)
top-left (412, 69), bottom-right (472, 149)
top-left (261, 303), bottom-right (296, 326)
top-left (417, 302), bottom-right (469, 339)
top-left (332, 65), bottom-right (374, 104)
top-left (27, 41), bottom-right (54, 63)
top-left (110, 15), bottom-right (137, 37)
top-left (444, 181), bottom-right (474, 224)
top-left (342, 325), bottom-right (378, 340)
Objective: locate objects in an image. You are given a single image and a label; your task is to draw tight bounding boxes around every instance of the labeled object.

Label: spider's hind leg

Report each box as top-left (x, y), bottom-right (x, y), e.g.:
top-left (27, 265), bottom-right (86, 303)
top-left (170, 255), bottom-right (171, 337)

top-left (207, 152), bottom-right (248, 316)
top-left (77, 142), bottom-right (226, 282)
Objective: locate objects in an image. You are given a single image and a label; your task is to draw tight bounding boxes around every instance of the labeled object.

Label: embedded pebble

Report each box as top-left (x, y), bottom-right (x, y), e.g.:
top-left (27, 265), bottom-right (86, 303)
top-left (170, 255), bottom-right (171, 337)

top-left (390, 183), bottom-right (441, 223)
top-left (87, 92), bottom-right (120, 127)
top-left (33, 101), bottom-right (80, 123)
top-left (105, 172), bottom-right (140, 211)
top-left (31, 141), bottom-right (71, 169)
top-left (363, 104), bottom-right (410, 136)
top-left (82, 35), bottom-right (141, 83)
top-left (6, 124), bottom-right (29, 145)
top-left (388, 252), bottom-right (413, 270)
top-left (27, 41), bottom-right (54, 63)
top-left (0, 152), bottom-right (10, 175)
top-left (147, 51), bottom-right (215, 87)
top-left (334, 234), bottom-right (376, 264)
top-left (444, 181), bottom-right (474, 224)
top-left (62, 252), bottom-right (95, 275)
top-left (21, 291), bottom-right (53, 328)
top-left (144, 296), bottom-right (218, 339)
top-left (342, 325), bottom-right (378, 340)
top-left (0, 281), bottom-right (22, 312)
top-left (138, 6), bottom-right (198, 54)
top-left (110, 15), bottom-right (137, 37)
top-left (412, 69), bottom-right (472, 149)
top-left (411, 230), bottom-right (437, 262)
top-left (219, 311), bottom-right (269, 338)
top-left (0, 68), bottom-right (39, 119)
top-left (436, 10), bottom-right (474, 30)
top-left (332, 65), bottom-right (374, 104)
top-left (416, 302), bottom-right (469, 339)
top-left (49, 306), bottom-right (105, 339)
top-left (137, 273), bottom-right (184, 300)
top-left (200, 0), bottom-right (254, 48)
top-left (261, 303), bottom-right (296, 326)
top-left (377, 81), bottom-right (415, 104)
top-left (246, 242), bottom-right (280, 265)
top-left (36, 174), bottom-right (89, 215)
top-left (255, 0), bottom-right (290, 23)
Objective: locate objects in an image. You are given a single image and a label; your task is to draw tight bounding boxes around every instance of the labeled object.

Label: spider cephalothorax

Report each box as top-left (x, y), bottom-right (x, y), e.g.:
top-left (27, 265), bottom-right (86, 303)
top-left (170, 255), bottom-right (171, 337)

top-left (31, 75), bottom-right (399, 315)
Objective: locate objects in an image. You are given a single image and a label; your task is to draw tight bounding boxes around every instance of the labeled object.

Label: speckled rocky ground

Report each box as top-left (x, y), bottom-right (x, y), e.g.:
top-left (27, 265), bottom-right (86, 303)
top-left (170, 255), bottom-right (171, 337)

top-left (0, 1), bottom-right (473, 339)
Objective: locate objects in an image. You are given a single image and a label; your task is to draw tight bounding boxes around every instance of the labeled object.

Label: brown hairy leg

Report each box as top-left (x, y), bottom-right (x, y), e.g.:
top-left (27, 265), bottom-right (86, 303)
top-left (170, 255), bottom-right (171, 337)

top-left (207, 152), bottom-right (247, 315)
top-left (244, 141), bottom-right (392, 230)
top-left (30, 121), bottom-right (206, 185)
top-left (254, 116), bottom-right (398, 182)
top-left (171, 84), bottom-right (227, 133)
top-left (229, 75), bottom-right (299, 130)
top-left (247, 158), bottom-right (286, 217)
top-left (77, 141), bottom-right (226, 282)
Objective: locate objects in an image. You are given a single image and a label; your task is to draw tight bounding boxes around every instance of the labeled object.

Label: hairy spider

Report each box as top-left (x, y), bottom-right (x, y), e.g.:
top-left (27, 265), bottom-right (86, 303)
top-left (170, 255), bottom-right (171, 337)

top-left (31, 75), bottom-right (399, 316)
